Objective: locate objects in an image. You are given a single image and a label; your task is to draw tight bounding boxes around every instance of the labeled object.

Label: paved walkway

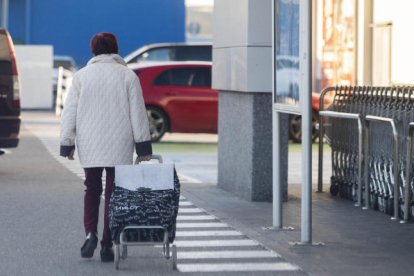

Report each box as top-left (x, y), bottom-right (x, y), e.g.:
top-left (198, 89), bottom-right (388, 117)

top-left (23, 111), bottom-right (304, 274)
top-left (21, 111), bottom-right (414, 275)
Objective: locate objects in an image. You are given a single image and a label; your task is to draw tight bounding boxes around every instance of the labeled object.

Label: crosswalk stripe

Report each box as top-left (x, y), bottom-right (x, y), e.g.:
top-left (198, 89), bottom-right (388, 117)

top-left (174, 239), bottom-right (259, 247)
top-left (178, 208), bottom-right (204, 213)
top-left (178, 262), bottom-right (300, 272)
top-left (177, 250), bottom-right (280, 259)
top-left (177, 223), bottom-right (228, 228)
top-left (176, 230), bottom-right (243, 237)
top-left (179, 201), bottom-right (193, 206)
top-left (177, 215), bottom-right (216, 221)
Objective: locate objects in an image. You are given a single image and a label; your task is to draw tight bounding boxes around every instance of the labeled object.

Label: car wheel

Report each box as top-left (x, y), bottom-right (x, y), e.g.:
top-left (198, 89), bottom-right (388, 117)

top-left (311, 111), bottom-right (319, 142)
top-left (146, 107), bottom-right (168, 142)
top-left (288, 111), bottom-right (319, 143)
top-left (289, 114), bottom-right (302, 143)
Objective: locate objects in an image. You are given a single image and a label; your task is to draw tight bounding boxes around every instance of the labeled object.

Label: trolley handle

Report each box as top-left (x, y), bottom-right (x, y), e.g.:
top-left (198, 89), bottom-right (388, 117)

top-left (134, 154), bottom-right (163, 165)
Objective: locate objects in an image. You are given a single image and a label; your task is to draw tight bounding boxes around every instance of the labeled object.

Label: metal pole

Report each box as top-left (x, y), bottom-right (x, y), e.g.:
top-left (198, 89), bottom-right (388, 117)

top-left (1, 0), bottom-right (9, 29)
top-left (391, 124), bottom-right (399, 220)
top-left (271, 0), bottom-right (283, 229)
top-left (317, 87), bottom-right (335, 192)
top-left (273, 110), bottom-right (282, 228)
top-left (402, 123), bottom-right (414, 223)
top-left (357, 118), bottom-right (364, 207)
top-left (363, 120), bottom-right (370, 210)
top-left (317, 108), bottom-right (324, 193)
top-left (300, 0), bottom-right (312, 243)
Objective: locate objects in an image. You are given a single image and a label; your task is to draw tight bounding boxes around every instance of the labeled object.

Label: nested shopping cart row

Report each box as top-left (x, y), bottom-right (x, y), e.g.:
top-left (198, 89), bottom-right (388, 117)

top-left (318, 86), bottom-right (414, 223)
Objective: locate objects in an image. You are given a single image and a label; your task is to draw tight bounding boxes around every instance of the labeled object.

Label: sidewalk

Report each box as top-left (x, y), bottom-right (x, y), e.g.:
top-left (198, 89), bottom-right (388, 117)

top-left (183, 181), bottom-right (414, 276)
top-left (22, 111), bottom-right (414, 275)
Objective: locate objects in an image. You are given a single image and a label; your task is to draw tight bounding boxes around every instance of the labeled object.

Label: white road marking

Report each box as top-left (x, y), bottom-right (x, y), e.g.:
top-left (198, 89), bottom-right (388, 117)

top-left (177, 250), bottom-right (280, 259)
top-left (174, 239), bottom-right (259, 247)
top-left (179, 201), bottom-right (193, 206)
top-left (177, 223), bottom-right (228, 228)
top-left (178, 262), bottom-right (300, 272)
top-left (178, 208), bottom-right (204, 213)
top-left (177, 215), bottom-right (216, 221)
top-left (177, 173), bottom-right (202, 184)
top-left (176, 230), bottom-right (243, 237)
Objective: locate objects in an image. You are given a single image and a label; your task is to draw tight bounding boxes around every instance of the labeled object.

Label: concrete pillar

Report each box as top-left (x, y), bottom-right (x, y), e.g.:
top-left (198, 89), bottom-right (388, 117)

top-left (213, 0), bottom-right (288, 201)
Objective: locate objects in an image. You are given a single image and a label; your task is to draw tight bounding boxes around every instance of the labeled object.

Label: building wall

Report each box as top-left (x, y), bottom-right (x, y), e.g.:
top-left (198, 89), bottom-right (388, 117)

top-left (9, 0), bottom-right (26, 44)
top-left (213, 0), bottom-right (272, 93)
top-left (373, 0), bottom-right (414, 85)
top-left (213, 0), bottom-right (288, 202)
top-left (9, 0), bottom-right (185, 66)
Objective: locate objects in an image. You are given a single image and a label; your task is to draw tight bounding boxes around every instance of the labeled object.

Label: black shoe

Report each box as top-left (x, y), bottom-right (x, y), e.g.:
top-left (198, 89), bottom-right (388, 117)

top-left (100, 246), bottom-right (114, 262)
top-left (80, 232), bottom-right (98, 258)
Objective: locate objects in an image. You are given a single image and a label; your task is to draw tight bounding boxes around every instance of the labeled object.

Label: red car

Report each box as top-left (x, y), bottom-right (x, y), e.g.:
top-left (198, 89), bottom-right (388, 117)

top-left (129, 62), bottom-right (218, 141)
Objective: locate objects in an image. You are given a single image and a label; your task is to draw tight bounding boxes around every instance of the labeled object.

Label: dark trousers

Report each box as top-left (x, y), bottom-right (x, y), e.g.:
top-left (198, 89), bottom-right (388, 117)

top-left (83, 167), bottom-right (114, 248)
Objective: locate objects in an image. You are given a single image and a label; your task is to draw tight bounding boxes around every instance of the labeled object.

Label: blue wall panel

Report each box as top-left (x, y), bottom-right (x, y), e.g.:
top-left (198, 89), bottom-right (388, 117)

top-left (10, 0), bottom-right (185, 66)
top-left (9, 0), bottom-right (26, 43)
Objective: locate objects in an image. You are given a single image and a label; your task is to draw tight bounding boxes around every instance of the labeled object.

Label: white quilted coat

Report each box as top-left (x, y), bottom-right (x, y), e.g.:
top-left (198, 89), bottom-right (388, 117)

top-left (60, 54), bottom-right (151, 168)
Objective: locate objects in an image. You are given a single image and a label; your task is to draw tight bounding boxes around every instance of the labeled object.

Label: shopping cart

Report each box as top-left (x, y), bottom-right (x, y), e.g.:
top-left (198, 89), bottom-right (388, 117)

top-left (109, 155), bottom-right (180, 270)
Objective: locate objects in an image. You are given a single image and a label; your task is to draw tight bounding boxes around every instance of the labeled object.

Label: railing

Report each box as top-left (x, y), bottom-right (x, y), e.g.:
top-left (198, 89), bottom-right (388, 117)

top-left (55, 66), bottom-right (73, 116)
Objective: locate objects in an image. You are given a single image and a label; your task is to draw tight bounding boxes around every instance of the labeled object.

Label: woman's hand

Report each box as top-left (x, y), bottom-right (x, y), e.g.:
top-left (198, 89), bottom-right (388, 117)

top-left (138, 155), bottom-right (151, 163)
top-left (68, 149), bottom-right (75, 160)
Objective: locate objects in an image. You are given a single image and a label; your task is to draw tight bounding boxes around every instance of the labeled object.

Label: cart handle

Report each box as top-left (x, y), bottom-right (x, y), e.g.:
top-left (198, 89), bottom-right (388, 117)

top-left (134, 154), bottom-right (163, 165)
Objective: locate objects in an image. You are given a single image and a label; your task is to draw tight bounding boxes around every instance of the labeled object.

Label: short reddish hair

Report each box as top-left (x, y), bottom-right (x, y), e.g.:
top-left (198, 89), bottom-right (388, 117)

top-left (90, 32), bottom-right (119, 56)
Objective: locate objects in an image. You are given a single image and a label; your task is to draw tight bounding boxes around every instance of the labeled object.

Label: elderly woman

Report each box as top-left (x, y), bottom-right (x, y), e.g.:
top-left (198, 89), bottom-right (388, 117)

top-left (60, 32), bottom-right (152, 262)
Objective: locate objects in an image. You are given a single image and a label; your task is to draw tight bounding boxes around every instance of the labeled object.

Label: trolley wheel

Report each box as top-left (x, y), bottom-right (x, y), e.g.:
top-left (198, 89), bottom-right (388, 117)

top-left (370, 194), bottom-right (378, 210)
top-left (411, 205), bottom-right (414, 219)
top-left (121, 245), bottom-right (128, 259)
top-left (163, 243), bottom-right (170, 259)
top-left (385, 198), bottom-right (394, 215)
top-left (172, 244), bottom-right (177, 270)
top-left (114, 244), bottom-right (120, 270)
top-left (351, 184), bottom-right (358, 202)
top-left (378, 197), bottom-right (385, 213)
top-left (399, 202), bottom-right (405, 219)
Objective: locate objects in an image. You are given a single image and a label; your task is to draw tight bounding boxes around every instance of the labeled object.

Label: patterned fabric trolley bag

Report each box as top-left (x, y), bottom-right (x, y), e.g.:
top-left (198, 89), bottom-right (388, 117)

top-left (109, 155), bottom-right (180, 244)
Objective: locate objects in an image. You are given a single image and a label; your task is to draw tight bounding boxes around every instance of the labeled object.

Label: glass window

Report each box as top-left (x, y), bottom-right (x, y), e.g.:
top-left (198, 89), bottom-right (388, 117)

top-left (175, 46), bottom-right (212, 61)
top-left (170, 68), bottom-right (193, 86)
top-left (137, 48), bottom-right (175, 62)
top-left (153, 67), bottom-right (211, 87)
top-left (191, 68), bottom-right (211, 87)
top-left (153, 70), bottom-right (172, 86)
top-left (0, 33), bottom-right (12, 75)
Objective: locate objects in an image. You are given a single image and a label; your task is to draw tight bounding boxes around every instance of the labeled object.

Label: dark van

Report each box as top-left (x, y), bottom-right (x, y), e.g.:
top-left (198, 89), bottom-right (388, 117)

top-left (0, 29), bottom-right (21, 152)
top-left (124, 42), bottom-right (212, 64)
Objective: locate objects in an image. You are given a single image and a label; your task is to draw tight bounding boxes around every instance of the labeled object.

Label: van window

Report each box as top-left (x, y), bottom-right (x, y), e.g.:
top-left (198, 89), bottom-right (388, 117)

top-left (0, 33), bottom-right (12, 75)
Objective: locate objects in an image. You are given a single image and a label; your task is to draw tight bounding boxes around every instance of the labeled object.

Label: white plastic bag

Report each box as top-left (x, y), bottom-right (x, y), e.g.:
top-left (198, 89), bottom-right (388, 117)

top-left (115, 163), bottom-right (174, 191)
